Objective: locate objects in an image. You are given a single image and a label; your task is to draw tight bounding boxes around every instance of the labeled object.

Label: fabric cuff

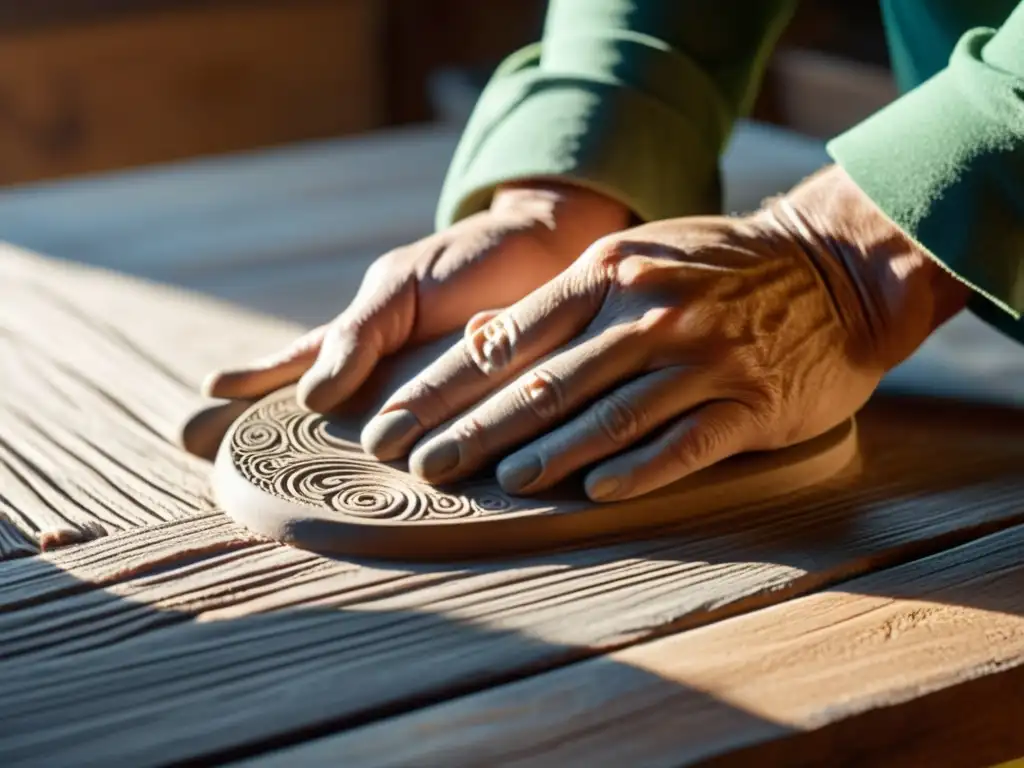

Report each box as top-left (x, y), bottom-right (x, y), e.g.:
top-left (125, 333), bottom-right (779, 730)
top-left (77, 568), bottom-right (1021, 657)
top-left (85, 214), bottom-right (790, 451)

top-left (827, 28), bottom-right (1024, 320)
top-left (435, 52), bottom-right (722, 229)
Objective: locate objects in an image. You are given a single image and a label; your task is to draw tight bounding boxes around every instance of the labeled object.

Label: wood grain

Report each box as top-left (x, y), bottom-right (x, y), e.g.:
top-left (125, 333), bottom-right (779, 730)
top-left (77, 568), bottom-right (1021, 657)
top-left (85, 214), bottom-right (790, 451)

top-left (0, 243), bottom-right (299, 550)
top-left (0, 0), bottom-right (383, 184)
top-left (2, 380), bottom-right (1024, 764)
top-left (246, 523), bottom-right (1024, 768)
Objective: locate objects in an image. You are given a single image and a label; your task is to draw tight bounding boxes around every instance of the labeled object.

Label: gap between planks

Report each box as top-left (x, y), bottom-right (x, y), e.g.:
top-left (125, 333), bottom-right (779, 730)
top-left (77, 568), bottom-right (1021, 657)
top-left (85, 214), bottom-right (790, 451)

top-left (0, 243), bottom-right (300, 552)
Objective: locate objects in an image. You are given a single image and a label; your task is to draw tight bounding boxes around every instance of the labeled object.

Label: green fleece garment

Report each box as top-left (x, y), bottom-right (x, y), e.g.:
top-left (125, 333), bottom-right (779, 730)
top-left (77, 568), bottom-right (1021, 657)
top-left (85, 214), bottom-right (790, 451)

top-left (436, 0), bottom-right (1024, 342)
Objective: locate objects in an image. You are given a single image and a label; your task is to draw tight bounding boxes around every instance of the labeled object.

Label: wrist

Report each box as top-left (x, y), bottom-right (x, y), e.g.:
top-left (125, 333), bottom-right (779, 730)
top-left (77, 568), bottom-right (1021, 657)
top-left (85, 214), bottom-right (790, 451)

top-left (491, 179), bottom-right (631, 248)
top-left (766, 164), bottom-right (969, 370)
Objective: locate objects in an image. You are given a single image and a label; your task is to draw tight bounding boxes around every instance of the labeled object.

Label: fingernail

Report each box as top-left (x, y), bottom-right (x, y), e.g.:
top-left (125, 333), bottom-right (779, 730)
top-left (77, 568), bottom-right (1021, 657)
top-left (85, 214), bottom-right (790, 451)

top-left (497, 453), bottom-right (543, 494)
top-left (586, 475), bottom-right (621, 502)
top-left (411, 438), bottom-right (462, 483)
top-left (361, 409), bottom-right (421, 461)
top-left (296, 361), bottom-right (334, 411)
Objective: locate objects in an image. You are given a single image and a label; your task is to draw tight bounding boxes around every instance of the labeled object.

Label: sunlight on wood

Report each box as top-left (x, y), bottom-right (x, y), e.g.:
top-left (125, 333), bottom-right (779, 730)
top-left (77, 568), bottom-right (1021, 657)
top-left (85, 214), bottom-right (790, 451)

top-left (625, 591), bottom-right (1024, 728)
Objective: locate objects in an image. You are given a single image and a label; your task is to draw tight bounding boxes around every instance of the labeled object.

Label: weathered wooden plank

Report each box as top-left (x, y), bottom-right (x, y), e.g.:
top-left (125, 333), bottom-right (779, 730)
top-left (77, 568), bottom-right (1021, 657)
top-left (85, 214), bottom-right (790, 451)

top-left (247, 524), bottom-right (1024, 768)
top-left (0, 244), bottom-right (300, 551)
top-left (0, 513), bottom-right (35, 558)
top-left (0, 513), bottom-right (256, 611)
top-left (2, 394), bottom-right (1024, 765)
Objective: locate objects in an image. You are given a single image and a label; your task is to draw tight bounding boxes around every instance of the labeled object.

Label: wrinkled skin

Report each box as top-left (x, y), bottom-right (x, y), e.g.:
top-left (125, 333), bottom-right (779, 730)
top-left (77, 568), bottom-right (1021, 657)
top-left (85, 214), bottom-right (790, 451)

top-left (356, 165), bottom-right (970, 501)
top-left (203, 181), bottom-right (631, 406)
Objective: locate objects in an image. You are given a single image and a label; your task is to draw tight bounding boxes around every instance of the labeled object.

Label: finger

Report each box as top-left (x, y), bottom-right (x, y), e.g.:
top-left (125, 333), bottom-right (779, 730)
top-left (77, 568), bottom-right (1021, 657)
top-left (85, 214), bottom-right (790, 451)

top-left (178, 400), bottom-right (252, 460)
top-left (295, 324), bottom-right (381, 411)
top-left (495, 366), bottom-right (710, 495)
top-left (297, 276), bottom-right (416, 412)
top-left (202, 325), bottom-right (327, 399)
top-left (584, 400), bottom-right (758, 502)
top-left (407, 325), bottom-right (648, 484)
top-left (362, 265), bottom-right (605, 460)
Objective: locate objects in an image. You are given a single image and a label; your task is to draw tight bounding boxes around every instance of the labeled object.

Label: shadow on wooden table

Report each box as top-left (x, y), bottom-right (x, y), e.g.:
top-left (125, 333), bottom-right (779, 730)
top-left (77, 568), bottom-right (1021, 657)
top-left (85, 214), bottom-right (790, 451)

top-left (272, 394), bottom-right (1024, 767)
top-left (4, 522), bottom-right (1024, 768)
top-left (0, 557), bottom-right (786, 767)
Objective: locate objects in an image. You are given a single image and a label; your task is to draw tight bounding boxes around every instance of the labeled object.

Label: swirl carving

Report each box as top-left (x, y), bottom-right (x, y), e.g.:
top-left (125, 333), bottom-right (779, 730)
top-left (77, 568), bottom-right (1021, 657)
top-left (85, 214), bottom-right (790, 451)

top-left (228, 390), bottom-right (521, 522)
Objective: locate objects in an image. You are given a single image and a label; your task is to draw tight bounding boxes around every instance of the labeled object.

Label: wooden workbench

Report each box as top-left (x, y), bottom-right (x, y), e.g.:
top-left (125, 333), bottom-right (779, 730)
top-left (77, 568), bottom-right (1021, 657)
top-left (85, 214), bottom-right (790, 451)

top-left (2, 121), bottom-right (1024, 767)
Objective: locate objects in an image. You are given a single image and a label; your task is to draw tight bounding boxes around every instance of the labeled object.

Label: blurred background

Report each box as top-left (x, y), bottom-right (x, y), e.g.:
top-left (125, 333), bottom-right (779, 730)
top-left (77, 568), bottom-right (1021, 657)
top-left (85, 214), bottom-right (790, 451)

top-left (0, 0), bottom-right (895, 186)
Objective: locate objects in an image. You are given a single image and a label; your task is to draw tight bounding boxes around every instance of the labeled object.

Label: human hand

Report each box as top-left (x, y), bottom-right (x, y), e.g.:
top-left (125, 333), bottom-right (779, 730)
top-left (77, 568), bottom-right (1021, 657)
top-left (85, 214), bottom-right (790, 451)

top-left (361, 165), bottom-right (969, 501)
top-left (203, 181), bottom-right (630, 410)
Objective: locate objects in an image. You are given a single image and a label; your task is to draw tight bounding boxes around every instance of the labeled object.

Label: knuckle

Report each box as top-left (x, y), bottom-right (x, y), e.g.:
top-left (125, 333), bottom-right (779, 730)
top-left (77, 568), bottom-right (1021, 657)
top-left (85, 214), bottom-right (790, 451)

top-left (274, 326), bottom-right (326, 362)
top-left (672, 419), bottom-right (727, 469)
top-left (520, 369), bottom-right (564, 421)
top-left (320, 317), bottom-right (356, 348)
top-left (451, 414), bottom-right (488, 455)
top-left (592, 394), bottom-right (640, 445)
top-left (466, 313), bottom-right (520, 376)
top-left (752, 392), bottom-right (784, 434)
top-left (367, 246), bottom-right (407, 277)
top-left (582, 236), bottom-right (627, 279)
top-left (613, 255), bottom-right (663, 290)
top-left (736, 372), bottom-right (784, 430)
top-left (636, 305), bottom-right (685, 335)
top-left (391, 378), bottom-right (452, 428)
top-left (718, 355), bottom-right (784, 421)
top-left (330, 314), bottom-right (381, 353)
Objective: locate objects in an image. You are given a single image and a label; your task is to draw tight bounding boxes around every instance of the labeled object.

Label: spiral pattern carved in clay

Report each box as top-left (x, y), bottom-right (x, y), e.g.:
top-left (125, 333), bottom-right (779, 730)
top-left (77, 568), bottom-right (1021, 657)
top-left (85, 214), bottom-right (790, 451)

top-left (229, 391), bottom-right (521, 522)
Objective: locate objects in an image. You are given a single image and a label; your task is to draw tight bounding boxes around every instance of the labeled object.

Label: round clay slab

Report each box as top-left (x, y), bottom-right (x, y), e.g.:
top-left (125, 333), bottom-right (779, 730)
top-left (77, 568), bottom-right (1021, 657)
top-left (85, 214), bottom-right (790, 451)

top-left (214, 387), bottom-right (859, 561)
top-left (216, 391), bottom-right (856, 561)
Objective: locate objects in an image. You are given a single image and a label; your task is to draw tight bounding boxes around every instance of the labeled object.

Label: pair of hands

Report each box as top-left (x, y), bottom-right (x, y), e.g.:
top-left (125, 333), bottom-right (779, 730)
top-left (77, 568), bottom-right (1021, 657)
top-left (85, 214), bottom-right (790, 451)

top-left (205, 166), bottom-right (968, 502)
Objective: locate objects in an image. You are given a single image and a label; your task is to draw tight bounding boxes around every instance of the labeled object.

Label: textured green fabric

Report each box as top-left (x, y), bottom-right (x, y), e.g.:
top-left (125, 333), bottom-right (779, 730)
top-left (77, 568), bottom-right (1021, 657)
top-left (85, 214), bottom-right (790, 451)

top-left (829, 0), bottom-right (1024, 341)
top-left (435, 0), bottom-right (798, 227)
top-left (437, 0), bottom-right (1024, 341)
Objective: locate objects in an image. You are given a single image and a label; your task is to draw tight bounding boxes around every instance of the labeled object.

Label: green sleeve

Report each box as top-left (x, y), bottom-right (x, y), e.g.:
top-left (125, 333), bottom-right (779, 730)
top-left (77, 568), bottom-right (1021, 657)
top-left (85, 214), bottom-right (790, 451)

top-left (435, 0), bottom-right (798, 229)
top-left (828, 2), bottom-right (1024, 329)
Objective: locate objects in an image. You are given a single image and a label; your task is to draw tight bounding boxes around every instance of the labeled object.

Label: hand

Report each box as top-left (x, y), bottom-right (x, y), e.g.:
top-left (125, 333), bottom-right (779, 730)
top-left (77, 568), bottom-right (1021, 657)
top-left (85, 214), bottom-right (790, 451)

top-left (361, 165), bottom-right (970, 501)
top-left (203, 181), bottom-right (630, 410)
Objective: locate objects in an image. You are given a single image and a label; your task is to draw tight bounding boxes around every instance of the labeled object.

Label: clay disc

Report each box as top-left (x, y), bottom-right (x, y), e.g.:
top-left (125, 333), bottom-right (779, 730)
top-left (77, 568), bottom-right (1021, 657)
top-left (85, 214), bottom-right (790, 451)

top-left (214, 387), bottom-right (859, 561)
